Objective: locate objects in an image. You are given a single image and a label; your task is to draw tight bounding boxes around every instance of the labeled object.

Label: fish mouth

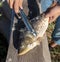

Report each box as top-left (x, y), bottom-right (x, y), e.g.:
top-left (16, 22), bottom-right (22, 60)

top-left (18, 31), bottom-right (40, 56)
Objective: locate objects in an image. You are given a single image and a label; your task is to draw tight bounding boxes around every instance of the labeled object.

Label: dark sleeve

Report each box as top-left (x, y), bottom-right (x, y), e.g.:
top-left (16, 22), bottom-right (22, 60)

top-left (58, 0), bottom-right (60, 4)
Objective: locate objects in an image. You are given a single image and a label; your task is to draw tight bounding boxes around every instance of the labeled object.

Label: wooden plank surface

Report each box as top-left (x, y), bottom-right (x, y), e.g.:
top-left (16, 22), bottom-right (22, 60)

top-left (6, 34), bottom-right (51, 62)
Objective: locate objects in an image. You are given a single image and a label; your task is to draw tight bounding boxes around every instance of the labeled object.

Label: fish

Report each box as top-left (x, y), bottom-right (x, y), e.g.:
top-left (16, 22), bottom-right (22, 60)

top-left (18, 14), bottom-right (49, 55)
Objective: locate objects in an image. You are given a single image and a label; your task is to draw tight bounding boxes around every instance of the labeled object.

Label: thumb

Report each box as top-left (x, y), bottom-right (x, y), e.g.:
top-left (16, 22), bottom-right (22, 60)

top-left (45, 13), bottom-right (50, 18)
top-left (19, 0), bottom-right (23, 9)
top-left (49, 14), bottom-right (58, 23)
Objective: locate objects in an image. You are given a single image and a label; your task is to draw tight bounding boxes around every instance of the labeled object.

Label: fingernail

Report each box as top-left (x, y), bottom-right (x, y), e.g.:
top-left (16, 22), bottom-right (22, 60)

top-left (10, 4), bottom-right (12, 9)
top-left (15, 10), bottom-right (19, 13)
top-left (20, 7), bottom-right (23, 9)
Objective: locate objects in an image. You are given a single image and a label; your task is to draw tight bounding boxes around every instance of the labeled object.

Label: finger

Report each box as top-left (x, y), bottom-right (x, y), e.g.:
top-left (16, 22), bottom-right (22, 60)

top-left (14, 0), bottom-right (19, 13)
top-left (49, 15), bottom-right (58, 23)
top-left (9, 0), bottom-right (14, 8)
top-left (19, 0), bottom-right (23, 9)
top-left (7, 0), bottom-right (9, 4)
top-left (52, 13), bottom-right (59, 21)
top-left (51, 15), bottom-right (58, 22)
top-left (49, 16), bottom-right (54, 23)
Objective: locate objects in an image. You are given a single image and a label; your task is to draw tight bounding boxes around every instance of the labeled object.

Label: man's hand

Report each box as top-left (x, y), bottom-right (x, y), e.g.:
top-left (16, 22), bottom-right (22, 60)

top-left (7, 0), bottom-right (23, 13)
top-left (45, 5), bottom-right (60, 23)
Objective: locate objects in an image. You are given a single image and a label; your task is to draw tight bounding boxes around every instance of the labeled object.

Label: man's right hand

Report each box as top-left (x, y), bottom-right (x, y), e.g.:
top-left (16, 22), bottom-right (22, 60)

top-left (45, 5), bottom-right (60, 23)
top-left (7, 0), bottom-right (23, 13)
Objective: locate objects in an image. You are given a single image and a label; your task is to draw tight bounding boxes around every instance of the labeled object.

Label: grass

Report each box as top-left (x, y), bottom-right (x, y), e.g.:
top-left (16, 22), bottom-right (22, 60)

top-left (47, 22), bottom-right (55, 43)
top-left (47, 22), bottom-right (60, 62)
top-left (0, 2), bottom-right (2, 17)
top-left (0, 2), bottom-right (3, 7)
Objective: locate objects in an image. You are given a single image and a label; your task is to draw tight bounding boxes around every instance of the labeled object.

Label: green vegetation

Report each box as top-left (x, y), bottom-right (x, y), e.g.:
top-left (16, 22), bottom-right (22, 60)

top-left (0, 2), bottom-right (3, 7)
top-left (0, 14), bottom-right (2, 16)
top-left (47, 22), bottom-right (60, 62)
top-left (0, 2), bottom-right (2, 17)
